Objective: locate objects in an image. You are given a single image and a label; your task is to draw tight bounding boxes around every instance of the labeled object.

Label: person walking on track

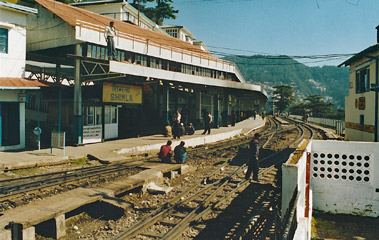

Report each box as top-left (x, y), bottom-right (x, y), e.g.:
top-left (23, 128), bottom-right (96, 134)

top-left (245, 133), bottom-right (261, 182)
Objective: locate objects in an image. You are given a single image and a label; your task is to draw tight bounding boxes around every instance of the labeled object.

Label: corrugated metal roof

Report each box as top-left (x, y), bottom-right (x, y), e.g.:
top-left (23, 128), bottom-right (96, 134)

top-left (0, 77), bottom-right (48, 89)
top-left (36, 0), bottom-right (208, 55)
top-left (0, 1), bottom-right (37, 15)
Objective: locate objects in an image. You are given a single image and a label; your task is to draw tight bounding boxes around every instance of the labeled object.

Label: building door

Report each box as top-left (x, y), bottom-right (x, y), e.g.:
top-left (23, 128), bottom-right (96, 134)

top-left (104, 105), bottom-right (118, 139)
top-left (0, 102), bottom-right (20, 146)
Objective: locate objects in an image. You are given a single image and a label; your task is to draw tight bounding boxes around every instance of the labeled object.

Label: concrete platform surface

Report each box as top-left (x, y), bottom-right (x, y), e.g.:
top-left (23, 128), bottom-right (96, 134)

top-left (0, 117), bottom-right (265, 171)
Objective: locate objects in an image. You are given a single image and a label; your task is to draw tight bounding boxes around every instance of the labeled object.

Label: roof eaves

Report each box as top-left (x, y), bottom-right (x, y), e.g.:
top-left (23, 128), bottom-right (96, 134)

top-left (0, 1), bottom-right (38, 15)
top-left (339, 44), bottom-right (379, 67)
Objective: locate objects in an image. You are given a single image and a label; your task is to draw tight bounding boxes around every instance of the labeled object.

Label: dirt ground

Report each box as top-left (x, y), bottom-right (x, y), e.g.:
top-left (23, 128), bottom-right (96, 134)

top-left (311, 212), bottom-right (379, 240)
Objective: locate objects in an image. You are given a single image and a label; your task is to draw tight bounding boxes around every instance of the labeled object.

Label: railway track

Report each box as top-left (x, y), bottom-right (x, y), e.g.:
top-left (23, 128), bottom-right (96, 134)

top-left (111, 117), bottom-right (317, 240)
top-left (0, 117), bottom-right (278, 208)
top-left (0, 116), bottom-right (320, 240)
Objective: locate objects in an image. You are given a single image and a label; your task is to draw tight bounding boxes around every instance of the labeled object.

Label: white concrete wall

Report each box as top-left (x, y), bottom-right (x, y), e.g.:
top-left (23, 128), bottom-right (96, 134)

top-left (0, 8), bottom-right (28, 78)
top-left (282, 139), bottom-right (312, 240)
top-left (311, 140), bottom-right (379, 217)
top-left (26, 6), bottom-right (77, 52)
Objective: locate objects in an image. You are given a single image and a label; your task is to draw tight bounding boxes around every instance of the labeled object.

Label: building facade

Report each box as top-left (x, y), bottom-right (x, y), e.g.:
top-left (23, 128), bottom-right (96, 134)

top-left (24, 0), bottom-right (267, 146)
top-left (339, 28), bottom-right (379, 142)
top-left (0, 1), bottom-right (46, 151)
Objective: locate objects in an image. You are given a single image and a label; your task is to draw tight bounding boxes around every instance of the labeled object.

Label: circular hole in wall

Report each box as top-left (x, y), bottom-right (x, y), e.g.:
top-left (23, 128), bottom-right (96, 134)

top-left (357, 155), bottom-right (362, 160)
top-left (320, 174), bottom-right (325, 178)
top-left (313, 160), bottom-right (318, 165)
top-left (313, 167), bottom-right (318, 172)
top-left (334, 175), bottom-right (339, 179)
top-left (334, 161), bottom-right (339, 165)
top-left (364, 177), bottom-right (370, 182)
top-left (320, 167), bottom-right (325, 172)
top-left (342, 169), bottom-right (347, 173)
top-left (357, 169), bottom-right (362, 174)
top-left (334, 168), bottom-right (340, 173)
top-left (349, 169), bottom-right (354, 174)
top-left (327, 154), bottom-right (333, 158)
top-left (342, 175), bottom-right (347, 180)
top-left (320, 153), bottom-right (326, 158)
top-left (349, 176), bottom-right (354, 181)
top-left (327, 160), bottom-right (333, 165)
top-left (327, 174), bottom-right (332, 179)
top-left (327, 168), bottom-right (332, 172)
top-left (313, 173), bottom-right (318, 178)
top-left (313, 153), bottom-right (319, 158)
top-left (342, 154), bottom-right (347, 160)
top-left (334, 154), bottom-right (340, 159)
top-left (356, 176), bottom-right (362, 181)
top-left (357, 162), bottom-right (362, 167)
top-left (342, 161), bottom-right (347, 166)
top-left (320, 160), bottom-right (325, 165)
top-left (364, 156), bottom-right (370, 161)
top-left (364, 163), bottom-right (370, 168)
top-left (364, 170), bottom-right (370, 175)
top-left (349, 155), bottom-right (355, 160)
top-left (349, 162), bottom-right (354, 167)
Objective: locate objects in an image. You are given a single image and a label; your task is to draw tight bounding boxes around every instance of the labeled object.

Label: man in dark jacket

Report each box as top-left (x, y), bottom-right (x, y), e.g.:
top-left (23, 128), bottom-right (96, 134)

top-left (245, 133), bottom-right (261, 181)
top-left (174, 141), bottom-right (187, 164)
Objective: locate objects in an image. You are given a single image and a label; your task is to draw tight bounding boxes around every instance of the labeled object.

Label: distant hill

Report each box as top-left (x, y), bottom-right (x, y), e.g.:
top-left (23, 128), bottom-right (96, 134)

top-left (223, 55), bottom-right (349, 108)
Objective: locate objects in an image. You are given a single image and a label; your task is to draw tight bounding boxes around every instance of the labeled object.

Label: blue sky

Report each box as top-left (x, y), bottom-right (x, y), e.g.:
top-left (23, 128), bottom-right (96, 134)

top-left (165, 0), bottom-right (379, 66)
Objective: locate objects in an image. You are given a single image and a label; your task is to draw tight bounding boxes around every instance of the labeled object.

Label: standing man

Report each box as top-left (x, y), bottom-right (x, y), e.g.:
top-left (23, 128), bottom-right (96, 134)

top-left (202, 111), bottom-right (213, 135)
top-left (173, 109), bottom-right (181, 139)
top-left (104, 21), bottom-right (117, 60)
top-left (245, 133), bottom-right (261, 182)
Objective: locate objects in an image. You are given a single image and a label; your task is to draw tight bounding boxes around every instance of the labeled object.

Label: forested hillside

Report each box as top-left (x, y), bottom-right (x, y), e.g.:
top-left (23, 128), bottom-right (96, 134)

top-left (223, 55), bottom-right (349, 108)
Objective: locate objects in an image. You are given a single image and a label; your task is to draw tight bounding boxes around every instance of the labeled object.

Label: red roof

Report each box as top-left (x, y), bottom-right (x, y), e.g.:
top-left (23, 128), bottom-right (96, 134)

top-left (0, 78), bottom-right (48, 88)
top-left (36, 0), bottom-right (210, 55)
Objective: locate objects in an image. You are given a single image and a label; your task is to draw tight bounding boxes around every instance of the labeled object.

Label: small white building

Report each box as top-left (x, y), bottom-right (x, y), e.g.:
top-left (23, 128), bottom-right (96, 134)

top-left (71, 0), bottom-right (166, 34)
top-left (339, 27), bottom-right (379, 142)
top-left (0, 1), bottom-right (45, 151)
top-left (160, 24), bottom-right (196, 44)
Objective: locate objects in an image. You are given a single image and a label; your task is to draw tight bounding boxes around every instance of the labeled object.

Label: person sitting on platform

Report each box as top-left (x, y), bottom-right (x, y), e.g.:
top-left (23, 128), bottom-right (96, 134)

top-left (186, 122), bottom-right (195, 135)
top-left (174, 141), bottom-right (187, 164)
top-left (164, 121), bottom-right (172, 137)
top-left (180, 123), bottom-right (186, 136)
top-left (158, 140), bottom-right (172, 163)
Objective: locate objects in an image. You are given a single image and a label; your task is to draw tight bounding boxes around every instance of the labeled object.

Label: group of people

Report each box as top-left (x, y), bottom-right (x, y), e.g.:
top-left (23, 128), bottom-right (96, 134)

top-left (158, 131), bottom-right (261, 183)
top-left (164, 109), bottom-right (213, 138)
top-left (158, 140), bottom-right (187, 164)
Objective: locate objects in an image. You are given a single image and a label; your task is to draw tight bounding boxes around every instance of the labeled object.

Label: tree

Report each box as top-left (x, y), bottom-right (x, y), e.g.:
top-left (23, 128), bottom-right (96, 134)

top-left (304, 95), bottom-right (334, 118)
top-left (131, 0), bottom-right (179, 25)
top-left (272, 85), bottom-right (295, 114)
top-left (289, 103), bottom-right (307, 116)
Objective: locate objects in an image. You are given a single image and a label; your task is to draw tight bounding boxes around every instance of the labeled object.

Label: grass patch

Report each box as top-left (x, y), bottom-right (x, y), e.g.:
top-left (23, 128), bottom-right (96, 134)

top-left (312, 212), bottom-right (379, 240)
top-left (72, 157), bottom-right (90, 165)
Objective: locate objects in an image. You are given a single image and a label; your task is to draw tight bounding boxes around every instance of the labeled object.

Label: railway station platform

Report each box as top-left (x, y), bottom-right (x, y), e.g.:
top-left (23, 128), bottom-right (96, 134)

top-left (0, 117), bottom-right (265, 172)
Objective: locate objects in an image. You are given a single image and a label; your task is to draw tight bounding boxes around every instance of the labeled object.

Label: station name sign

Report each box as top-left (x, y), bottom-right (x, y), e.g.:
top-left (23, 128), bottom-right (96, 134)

top-left (103, 82), bottom-right (142, 104)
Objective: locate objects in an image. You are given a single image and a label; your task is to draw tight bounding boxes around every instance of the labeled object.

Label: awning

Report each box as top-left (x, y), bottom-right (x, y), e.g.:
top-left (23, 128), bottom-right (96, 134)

top-left (0, 77), bottom-right (48, 90)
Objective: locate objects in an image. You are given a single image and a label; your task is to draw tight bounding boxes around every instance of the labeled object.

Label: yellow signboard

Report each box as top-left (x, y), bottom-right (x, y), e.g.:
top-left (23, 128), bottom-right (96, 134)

top-left (103, 82), bottom-right (142, 104)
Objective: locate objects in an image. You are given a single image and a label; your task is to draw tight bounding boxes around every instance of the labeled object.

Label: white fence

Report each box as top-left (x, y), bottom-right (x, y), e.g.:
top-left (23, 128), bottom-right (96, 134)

top-left (291, 115), bottom-right (345, 136)
top-left (282, 139), bottom-right (379, 240)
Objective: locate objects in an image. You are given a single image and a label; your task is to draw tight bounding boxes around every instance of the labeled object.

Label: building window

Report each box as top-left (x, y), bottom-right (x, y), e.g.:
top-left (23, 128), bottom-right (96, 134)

top-left (166, 29), bottom-right (178, 38)
top-left (0, 28), bottom-right (8, 53)
top-left (356, 67), bottom-right (370, 93)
